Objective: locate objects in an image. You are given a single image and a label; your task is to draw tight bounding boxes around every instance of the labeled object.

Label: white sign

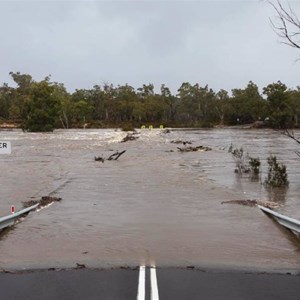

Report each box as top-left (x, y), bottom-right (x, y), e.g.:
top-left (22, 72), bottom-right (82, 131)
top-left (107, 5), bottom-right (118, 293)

top-left (0, 141), bottom-right (11, 154)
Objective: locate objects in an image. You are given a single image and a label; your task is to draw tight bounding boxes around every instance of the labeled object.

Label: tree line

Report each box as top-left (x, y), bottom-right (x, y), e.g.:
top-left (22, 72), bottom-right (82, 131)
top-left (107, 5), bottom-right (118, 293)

top-left (0, 72), bottom-right (300, 131)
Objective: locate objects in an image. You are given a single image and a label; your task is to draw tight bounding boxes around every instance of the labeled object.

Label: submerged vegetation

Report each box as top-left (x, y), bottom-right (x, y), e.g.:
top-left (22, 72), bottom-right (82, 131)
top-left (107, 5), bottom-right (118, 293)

top-left (264, 155), bottom-right (289, 187)
top-left (229, 146), bottom-right (261, 179)
top-left (229, 145), bottom-right (289, 188)
top-left (229, 146), bottom-right (250, 175)
top-left (1, 72), bottom-right (300, 131)
top-left (249, 157), bottom-right (261, 175)
top-left (229, 146), bottom-right (261, 180)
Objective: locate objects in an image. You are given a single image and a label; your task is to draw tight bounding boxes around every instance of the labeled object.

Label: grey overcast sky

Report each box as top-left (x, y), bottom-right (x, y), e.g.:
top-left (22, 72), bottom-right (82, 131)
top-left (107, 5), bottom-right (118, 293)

top-left (0, 0), bottom-right (299, 93)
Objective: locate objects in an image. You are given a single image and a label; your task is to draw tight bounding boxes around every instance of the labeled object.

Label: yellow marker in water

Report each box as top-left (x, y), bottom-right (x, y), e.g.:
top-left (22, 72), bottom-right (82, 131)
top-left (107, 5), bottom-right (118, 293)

top-left (141, 125), bottom-right (146, 129)
top-left (149, 125), bottom-right (153, 130)
top-left (159, 125), bottom-right (164, 129)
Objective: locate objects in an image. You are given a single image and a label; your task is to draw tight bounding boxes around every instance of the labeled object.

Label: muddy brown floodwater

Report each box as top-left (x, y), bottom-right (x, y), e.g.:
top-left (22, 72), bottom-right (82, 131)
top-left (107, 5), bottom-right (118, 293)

top-left (0, 128), bottom-right (300, 272)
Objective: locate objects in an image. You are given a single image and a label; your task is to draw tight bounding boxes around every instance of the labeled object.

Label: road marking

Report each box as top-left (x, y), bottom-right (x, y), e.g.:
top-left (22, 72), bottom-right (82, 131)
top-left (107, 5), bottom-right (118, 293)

top-left (150, 266), bottom-right (159, 300)
top-left (137, 265), bottom-right (145, 300)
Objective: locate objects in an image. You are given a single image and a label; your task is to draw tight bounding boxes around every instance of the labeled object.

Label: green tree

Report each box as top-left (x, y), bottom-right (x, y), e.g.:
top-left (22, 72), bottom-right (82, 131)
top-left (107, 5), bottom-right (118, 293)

top-left (226, 81), bottom-right (266, 125)
top-left (177, 82), bottom-right (218, 126)
top-left (287, 88), bottom-right (300, 127)
top-left (72, 100), bottom-right (93, 123)
top-left (114, 84), bottom-right (138, 122)
top-left (52, 83), bottom-right (70, 128)
top-left (215, 89), bottom-right (229, 125)
top-left (22, 78), bottom-right (61, 132)
top-left (8, 72), bottom-right (33, 121)
top-left (263, 81), bottom-right (292, 128)
top-left (89, 85), bottom-right (106, 121)
top-left (0, 83), bottom-right (13, 120)
top-left (160, 84), bottom-right (179, 123)
top-left (136, 84), bottom-right (154, 122)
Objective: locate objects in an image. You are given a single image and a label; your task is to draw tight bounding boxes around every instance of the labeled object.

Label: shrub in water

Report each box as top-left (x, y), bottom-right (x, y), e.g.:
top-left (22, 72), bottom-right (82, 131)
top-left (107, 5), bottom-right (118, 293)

top-left (229, 146), bottom-right (250, 174)
top-left (264, 155), bottom-right (289, 187)
top-left (248, 156), bottom-right (261, 181)
top-left (249, 157), bottom-right (260, 175)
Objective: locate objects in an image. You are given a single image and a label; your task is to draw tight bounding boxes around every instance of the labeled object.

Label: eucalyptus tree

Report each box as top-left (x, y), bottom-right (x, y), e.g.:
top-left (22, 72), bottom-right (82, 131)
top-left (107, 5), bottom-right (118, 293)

top-left (177, 82), bottom-right (218, 126)
top-left (114, 84), bottom-right (138, 122)
top-left (288, 87), bottom-right (300, 126)
top-left (8, 72), bottom-right (33, 121)
top-left (229, 81), bottom-right (266, 125)
top-left (215, 89), bottom-right (229, 125)
top-left (69, 88), bottom-right (94, 124)
top-left (136, 83), bottom-right (168, 123)
top-left (136, 84), bottom-right (154, 122)
top-left (160, 84), bottom-right (179, 123)
top-left (0, 83), bottom-right (13, 120)
top-left (263, 81), bottom-right (292, 128)
top-left (102, 83), bottom-right (117, 121)
top-left (22, 78), bottom-right (61, 132)
top-left (52, 82), bottom-right (70, 128)
top-left (89, 85), bottom-right (107, 121)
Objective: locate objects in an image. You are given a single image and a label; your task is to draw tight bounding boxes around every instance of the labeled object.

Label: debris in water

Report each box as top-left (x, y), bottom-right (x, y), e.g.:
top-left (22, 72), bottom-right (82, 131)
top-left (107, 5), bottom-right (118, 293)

top-left (162, 129), bottom-right (171, 134)
top-left (94, 156), bottom-right (105, 162)
top-left (22, 196), bottom-right (62, 209)
top-left (178, 145), bottom-right (212, 152)
top-left (121, 132), bottom-right (139, 142)
top-left (95, 150), bottom-right (126, 162)
top-left (221, 199), bottom-right (281, 209)
top-left (171, 140), bottom-right (192, 145)
top-left (76, 263), bottom-right (86, 269)
top-left (107, 150), bottom-right (126, 160)
top-left (221, 199), bottom-right (257, 207)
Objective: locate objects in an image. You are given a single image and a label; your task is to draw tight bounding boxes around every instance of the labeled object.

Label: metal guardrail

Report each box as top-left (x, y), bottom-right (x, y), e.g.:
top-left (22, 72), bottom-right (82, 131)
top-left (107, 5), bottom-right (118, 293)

top-left (0, 204), bottom-right (39, 230)
top-left (258, 205), bottom-right (300, 235)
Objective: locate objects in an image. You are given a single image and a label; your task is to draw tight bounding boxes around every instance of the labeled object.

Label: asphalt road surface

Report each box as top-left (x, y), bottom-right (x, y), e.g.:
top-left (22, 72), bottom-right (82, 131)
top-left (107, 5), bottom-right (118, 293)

top-left (0, 267), bottom-right (300, 300)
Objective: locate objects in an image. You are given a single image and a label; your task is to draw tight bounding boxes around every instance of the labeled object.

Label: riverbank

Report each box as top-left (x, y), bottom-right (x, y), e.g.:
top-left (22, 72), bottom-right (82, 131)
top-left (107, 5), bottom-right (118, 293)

top-left (0, 120), bottom-right (281, 131)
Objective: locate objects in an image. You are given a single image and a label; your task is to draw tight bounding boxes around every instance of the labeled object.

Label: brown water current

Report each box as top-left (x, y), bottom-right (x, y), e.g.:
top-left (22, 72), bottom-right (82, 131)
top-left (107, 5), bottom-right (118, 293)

top-left (0, 128), bottom-right (300, 272)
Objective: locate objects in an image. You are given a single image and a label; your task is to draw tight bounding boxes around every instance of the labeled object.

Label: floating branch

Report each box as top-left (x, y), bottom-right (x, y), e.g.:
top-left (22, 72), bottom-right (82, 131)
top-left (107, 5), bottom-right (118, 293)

top-left (121, 133), bottom-right (139, 143)
top-left (177, 145), bottom-right (212, 152)
top-left (95, 150), bottom-right (126, 162)
top-left (107, 150), bottom-right (126, 160)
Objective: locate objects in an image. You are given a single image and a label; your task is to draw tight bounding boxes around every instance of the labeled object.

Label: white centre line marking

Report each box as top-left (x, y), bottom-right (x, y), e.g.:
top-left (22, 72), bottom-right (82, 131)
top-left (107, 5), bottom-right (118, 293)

top-left (137, 265), bottom-right (146, 300)
top-left (150, 266), bottom-right (159, 300)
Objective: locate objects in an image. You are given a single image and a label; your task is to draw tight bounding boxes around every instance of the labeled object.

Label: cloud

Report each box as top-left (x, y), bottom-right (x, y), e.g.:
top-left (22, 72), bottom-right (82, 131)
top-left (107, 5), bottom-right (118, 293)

top-left (0, 0), bottom-right (300, 93)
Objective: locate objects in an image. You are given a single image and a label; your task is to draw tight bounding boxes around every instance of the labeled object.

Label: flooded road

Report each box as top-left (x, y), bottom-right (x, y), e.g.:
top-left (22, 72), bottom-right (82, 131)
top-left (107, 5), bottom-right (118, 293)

top-left (0, 128), bottom-right (300, 271)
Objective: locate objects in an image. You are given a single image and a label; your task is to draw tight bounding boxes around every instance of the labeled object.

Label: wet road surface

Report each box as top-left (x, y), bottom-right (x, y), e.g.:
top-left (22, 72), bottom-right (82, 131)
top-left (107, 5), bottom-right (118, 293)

top-left (0, 267), bottom-right (300, 300)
